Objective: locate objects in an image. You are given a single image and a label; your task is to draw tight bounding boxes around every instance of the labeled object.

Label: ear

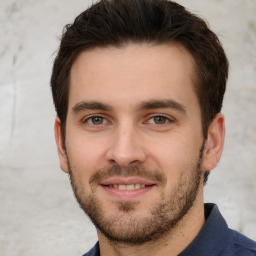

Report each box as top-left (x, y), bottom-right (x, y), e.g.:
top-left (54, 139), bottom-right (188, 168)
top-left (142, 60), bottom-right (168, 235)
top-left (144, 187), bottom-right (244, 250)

top-left (202, 113), bottom-right (225, 171)
top-left (54, 117), bottom-right (69, 173)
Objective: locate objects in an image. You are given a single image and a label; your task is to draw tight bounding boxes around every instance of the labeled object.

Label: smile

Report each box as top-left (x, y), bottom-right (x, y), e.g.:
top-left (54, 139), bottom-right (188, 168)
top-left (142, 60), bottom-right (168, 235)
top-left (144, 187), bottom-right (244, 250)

top-left (108, 184), bottom-right (146, 190)
top-left (100, 179), bottom-right (156, 199)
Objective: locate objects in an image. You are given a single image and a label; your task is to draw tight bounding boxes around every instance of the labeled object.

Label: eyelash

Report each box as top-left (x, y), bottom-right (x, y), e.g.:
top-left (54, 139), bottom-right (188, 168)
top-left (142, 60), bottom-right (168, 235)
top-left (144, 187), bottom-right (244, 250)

top-left (82, 114), bottom-right (174, 126)
top-left (83, 115), bottom-right (110, 125)
top-left (146, 115), bottom-right (173, 125)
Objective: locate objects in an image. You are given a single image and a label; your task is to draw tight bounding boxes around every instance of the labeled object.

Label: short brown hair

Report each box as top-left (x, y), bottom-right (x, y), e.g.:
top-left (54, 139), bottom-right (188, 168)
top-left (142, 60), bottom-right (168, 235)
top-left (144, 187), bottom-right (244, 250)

top-left (51, 0), bottom-right (229, 182)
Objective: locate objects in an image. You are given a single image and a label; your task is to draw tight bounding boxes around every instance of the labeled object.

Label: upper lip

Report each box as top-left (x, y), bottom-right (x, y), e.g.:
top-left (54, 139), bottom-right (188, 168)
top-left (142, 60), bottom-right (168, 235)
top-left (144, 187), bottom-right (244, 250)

top-left (100, 177), bottom-right (156, 186)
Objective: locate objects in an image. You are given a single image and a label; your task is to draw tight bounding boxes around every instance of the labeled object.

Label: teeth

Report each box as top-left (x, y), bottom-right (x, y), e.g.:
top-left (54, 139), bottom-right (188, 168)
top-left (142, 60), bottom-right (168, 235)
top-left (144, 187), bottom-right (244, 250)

top-left (119, 185), bottom-right (126, 190)
top-left (109, 184), bottom-right (146, 190)
top-left (135, 184), bottom-right (140, 189)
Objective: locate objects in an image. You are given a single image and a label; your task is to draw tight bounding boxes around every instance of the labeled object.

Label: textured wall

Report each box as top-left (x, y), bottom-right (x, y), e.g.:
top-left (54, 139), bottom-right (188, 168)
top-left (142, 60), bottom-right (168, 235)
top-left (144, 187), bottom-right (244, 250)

top-left (0, 0), bottom-right (255, 255)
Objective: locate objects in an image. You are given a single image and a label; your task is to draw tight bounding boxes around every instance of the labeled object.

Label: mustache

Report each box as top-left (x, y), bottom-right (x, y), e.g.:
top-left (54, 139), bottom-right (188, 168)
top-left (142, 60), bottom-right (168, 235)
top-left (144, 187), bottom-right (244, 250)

top-left (89, 165), bottom-right (167, 186)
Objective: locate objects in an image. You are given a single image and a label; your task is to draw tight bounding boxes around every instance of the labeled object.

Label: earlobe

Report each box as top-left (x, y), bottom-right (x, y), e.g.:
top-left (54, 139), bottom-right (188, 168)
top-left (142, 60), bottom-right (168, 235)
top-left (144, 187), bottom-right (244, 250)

top-left (54, 117), bottom-right (69, 173)
top-left (202, 113), bottom-right (225, 171)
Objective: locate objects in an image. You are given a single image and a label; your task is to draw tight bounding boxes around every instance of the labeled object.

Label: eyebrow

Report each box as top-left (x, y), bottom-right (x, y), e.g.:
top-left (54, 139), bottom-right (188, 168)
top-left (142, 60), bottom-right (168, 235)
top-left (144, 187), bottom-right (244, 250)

top-left (72, 101), bottom-right (112, 113)
top-left (72, 99), bottom-right (186, 114)
top-left (138, 99), bottom-right (186, 113)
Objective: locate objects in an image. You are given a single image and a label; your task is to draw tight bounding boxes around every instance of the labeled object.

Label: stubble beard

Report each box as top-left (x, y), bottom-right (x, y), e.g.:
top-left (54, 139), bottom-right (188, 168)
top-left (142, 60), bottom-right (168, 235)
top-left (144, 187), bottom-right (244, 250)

top-left (67, 144), bottom-right (204, 245)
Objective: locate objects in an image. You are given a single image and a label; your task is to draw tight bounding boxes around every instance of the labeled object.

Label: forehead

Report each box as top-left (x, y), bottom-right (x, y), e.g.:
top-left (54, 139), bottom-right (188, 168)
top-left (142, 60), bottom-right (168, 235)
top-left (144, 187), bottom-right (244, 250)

top-left (69, 43), bottom-right (199, 111)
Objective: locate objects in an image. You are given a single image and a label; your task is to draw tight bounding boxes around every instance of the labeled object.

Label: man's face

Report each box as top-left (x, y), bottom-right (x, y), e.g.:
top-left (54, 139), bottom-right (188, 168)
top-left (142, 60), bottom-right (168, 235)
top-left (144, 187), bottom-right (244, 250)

top-left (57, 43), bottom-right (207, 244)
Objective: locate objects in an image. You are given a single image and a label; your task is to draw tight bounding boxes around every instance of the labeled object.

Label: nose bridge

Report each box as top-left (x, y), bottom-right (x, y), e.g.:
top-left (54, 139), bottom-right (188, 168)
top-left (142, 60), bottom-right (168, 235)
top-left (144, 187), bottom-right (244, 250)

top-left (106, 120), bottom-right (146, 166)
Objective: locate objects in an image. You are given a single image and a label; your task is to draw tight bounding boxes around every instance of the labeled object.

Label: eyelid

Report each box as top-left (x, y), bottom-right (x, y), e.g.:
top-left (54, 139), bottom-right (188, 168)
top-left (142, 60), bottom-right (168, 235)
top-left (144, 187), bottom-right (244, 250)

top-left (80, 113), bottom-right (175, 126)
top-left (82, 114), bottom-right (111, 125)
top-left (146, 114), bottom-right (175, 124)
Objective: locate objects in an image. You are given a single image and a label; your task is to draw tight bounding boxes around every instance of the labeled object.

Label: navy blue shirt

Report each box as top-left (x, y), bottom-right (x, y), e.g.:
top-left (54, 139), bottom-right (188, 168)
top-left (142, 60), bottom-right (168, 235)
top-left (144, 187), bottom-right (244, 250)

top-left (83, 203), bottom-right (256, 256)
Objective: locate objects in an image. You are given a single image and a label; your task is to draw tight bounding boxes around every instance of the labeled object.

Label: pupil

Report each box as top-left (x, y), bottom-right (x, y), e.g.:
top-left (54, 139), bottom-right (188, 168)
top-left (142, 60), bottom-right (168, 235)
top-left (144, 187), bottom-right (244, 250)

top-left (92, 117), bottom-right (103, 124)
top-left (154, 116), bottom-right (166, 124)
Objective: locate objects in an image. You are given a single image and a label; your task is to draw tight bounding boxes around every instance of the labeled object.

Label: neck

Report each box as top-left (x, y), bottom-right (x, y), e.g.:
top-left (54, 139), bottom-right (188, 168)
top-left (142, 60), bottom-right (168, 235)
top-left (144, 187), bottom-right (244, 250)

top-left (98, 190), bottom-right (205, 256)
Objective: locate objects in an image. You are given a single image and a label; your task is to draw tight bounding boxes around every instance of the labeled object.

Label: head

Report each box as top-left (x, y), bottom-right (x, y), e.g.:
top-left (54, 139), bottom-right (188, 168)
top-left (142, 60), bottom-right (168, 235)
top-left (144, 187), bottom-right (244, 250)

top-left (51, 0), bottom-right (228, 245)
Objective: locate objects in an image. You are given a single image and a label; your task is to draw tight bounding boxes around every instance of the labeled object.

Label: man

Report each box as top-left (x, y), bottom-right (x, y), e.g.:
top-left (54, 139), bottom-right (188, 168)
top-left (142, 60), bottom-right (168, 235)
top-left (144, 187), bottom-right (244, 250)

top-left (51, 0), bottom-right (256, 255)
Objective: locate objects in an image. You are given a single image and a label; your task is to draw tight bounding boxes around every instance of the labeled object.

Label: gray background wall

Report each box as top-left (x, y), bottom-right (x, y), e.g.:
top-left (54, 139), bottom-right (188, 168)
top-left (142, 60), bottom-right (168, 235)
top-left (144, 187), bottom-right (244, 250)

top-left (0, 0), bottom-right (255, 255)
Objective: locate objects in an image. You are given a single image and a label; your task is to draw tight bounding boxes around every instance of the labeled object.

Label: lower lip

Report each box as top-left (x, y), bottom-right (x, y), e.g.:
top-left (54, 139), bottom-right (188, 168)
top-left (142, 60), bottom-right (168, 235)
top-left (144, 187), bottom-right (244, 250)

top-left (100, 185), bottom-right (155, 199)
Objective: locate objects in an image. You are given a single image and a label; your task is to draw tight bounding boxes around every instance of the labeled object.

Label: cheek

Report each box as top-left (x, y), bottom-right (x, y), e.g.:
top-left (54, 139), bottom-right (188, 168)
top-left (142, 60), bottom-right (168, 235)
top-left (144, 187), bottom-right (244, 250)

top-left (148, 133), bottom-right (201, 181)
top-left (65, 134), bottom-right (104, 181)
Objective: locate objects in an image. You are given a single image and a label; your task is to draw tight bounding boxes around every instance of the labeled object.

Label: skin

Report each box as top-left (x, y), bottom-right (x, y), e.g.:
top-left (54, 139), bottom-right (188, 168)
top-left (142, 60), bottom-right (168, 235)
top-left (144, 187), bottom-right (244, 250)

top-left (55, 43), bottom-right (225, 256)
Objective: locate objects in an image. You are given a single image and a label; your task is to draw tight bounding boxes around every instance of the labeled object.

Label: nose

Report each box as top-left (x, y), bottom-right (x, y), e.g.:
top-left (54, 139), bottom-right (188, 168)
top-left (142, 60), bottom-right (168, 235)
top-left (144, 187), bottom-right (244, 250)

top-left (106, 124), bottom-right (147, 167)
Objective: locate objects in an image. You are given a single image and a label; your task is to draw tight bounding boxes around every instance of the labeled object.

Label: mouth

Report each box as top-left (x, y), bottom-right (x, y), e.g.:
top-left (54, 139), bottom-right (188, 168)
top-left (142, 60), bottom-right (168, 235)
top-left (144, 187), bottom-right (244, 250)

top-left (106, 184), bottom-right (147, 190)
top-left (99, 178), bottom-right (156, 199)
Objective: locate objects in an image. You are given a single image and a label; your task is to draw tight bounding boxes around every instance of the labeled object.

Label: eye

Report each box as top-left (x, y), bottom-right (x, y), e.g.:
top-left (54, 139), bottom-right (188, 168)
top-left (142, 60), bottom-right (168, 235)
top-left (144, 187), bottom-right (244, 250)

top-left (148, 116), bottom-right (170, 125)
top-left (86, 116), bottom-right (107, 125)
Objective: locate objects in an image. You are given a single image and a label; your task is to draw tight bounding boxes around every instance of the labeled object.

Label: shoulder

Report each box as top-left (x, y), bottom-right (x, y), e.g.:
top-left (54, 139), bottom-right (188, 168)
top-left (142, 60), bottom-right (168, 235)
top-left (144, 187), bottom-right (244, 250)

top-left (82, 242), bottom-right (100, 256)
top-left (224, 229), bottom-right (256, 255)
